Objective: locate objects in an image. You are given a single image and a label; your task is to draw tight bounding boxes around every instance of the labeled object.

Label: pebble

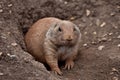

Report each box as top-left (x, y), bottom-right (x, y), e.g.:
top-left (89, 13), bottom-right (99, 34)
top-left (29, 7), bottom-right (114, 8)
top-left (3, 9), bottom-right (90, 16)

top-left (84, 32), bottom-right (87, 35)
top-left (108, 38), bottom-right (112, 41)
top-left (117, 5), bottom-right (120, 9)
top-left (64, 1), bottom-right (68, 4)
top-left (100, 22), bottom-right (106, 27)
top-left (117, 35), bottom-right (120, 39)
top-left (7, 53), bottom-right (16, 58)
top-left (108, 33), bottom-right (113, 36)
top-left (113, 77), bottom-right (118, 80)
top-left (70, 17), bottom-right (76, 20)
top-left (110, 12), bottom-right (115, 16)
top-left (83, 43), bottom-right (88, 47)
top-left (96, 19), bottom-right (100, 26)
top-left (113, 26), bottom-right (118, 29)
top-left (8, 4), bottom-right (13, 7)
top-left (98, 37), bottom-right (107, 42)
top-left (117, 44), bottom-right (120, 48)
top-left (86, 9), bottom-right (90, 16)
top-left (93, 31), bottom-right (97, 35)
top-left (0, 52), bottom-right (3, 56)
top-left (102, 34), bottom-right (107, 37)
top-left (9, 10), bottom-right (12, 14)
top-left (98, 45), bottom-right (105, 50)
top-left (112, 68), bottom-right (118, 72)
top-left (91, 41), bottom-right (97, 45)
top-left (11, 42), bottom-right (17, 46)
top-left (0, 72), bottom-right (4, 76)
top-left (0, 9), bottom-right (3, 13)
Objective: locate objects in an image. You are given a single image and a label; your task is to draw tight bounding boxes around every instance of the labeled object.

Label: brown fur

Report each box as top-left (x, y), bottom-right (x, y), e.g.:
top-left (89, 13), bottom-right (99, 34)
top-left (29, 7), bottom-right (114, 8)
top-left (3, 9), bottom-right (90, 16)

top-left (25, 17), bottom-right (81, 75)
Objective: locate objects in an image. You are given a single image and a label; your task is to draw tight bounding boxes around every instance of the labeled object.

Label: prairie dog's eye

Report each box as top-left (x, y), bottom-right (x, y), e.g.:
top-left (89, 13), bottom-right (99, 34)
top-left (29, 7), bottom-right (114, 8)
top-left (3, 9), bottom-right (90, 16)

top-left (58, 27), bottom-right (62, 32)
top-left (73, 27), bottom-right (76, 31)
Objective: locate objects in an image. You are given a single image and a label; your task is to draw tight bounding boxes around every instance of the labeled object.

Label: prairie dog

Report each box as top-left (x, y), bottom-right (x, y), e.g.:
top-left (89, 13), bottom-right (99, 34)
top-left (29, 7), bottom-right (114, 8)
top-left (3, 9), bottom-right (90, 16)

top-left (25, 17), bottom-right (81, 75)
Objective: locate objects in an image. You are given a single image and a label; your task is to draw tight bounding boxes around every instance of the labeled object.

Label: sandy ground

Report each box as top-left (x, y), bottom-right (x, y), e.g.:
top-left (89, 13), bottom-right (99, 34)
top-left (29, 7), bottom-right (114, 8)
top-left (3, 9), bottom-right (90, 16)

top-left (0, 0), bottom-right (120, 80)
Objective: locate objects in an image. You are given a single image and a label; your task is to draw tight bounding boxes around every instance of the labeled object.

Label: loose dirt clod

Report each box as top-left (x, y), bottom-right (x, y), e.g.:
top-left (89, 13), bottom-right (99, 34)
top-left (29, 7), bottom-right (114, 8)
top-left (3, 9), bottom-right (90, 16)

top-left (108, 33), bottom-right (113, 36)
top-left (0, 9), bottom-right (3, 13)
top-left (7, 53), bottom-right (16, 58)
top-left (93, 31), bottom-right (97, 35)
top-left (11, 42), bottom-right (17, 46)
top-left (112, 68), bottom-right (118, 72)
top-left (100, 22), bottom-right (106, 27)
top-left (8, 4), bottom-right (13, 7)
top-left (83, 43), bottom-right (88, 47)
top-left (98, 45), bottom-right (105, 50)
top-left (0, 52), bottom-right (3, 56)
top-left (117, 44), bottom-right (120, 48)
top-left (0, 73), bottom-right (4, 76)
top-left (112, 77), bottom-right (118, 80)
top-left (86, 9), bottom-right (90, 16)
top-left (117, 35), bottom-right (120, 39)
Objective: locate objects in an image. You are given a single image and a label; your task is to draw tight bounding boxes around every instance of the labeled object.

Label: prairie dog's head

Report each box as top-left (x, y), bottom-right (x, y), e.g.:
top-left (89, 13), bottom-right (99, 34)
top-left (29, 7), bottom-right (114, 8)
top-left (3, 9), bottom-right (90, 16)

top-left (46, 20), bottom-right (81, 46)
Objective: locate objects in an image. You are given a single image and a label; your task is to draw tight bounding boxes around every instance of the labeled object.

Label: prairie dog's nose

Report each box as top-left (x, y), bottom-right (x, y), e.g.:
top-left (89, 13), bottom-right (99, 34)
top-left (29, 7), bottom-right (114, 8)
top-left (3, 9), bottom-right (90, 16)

top-left (65, 35), bottom-right (73, 41)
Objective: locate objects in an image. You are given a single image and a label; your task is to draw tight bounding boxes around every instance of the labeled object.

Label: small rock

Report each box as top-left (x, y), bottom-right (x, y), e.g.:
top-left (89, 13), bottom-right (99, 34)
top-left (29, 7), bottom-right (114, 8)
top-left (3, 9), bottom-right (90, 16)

top-left (0, 72), bottom-right (4, 76)
top-left (101, 37), bottom-right (107, 41)
top-left (11, 42), bottom-right (17, 46)
top-left (117, 5), bottom-right (120, 9)
top-left (113, 77), bottom-right (118, 80)
top-left (7, 53), bottom-right (16, 58)
top-left (0, 52), bottom-right (3, 56)
top-left (7, 32), bottom-right (11, 35)
top-left (59, 0), bottom-right (63, 2)
top-left (98, 45), bottom-right (105, 50)
top-left (113, 26), bottom-right (118, 29)
top-left (112, 68), bottom-right (118, 72)
top-left (102, 34), bottom-right (108, 37)
top-left (0, 9), bottom-right (3, 13)
top-left (110, 12), bottom-right (115, 16)
top-left (117, 44), bottom-right (120, 48)
top-left (91, 41), bottom-right (97, 45)
top-left (86, 9), bottom-right (90, 16)
top-left (83, 43), bottom-right (88, 47)
top-left (96, 19), bottom-right (100, 26)
top-left (64, 1), bottom-right (68, 4)
top-left (117, 35), bottom-right (120, 39)
top-left (7, 45), bottom-right (10, 48)
top-left (93, 31), bottom-right (97, 35)
top-left (84, 32), bottom-right (87, 35)
top-left (70, 17), bottom-right (76, 20)
top-left (100, 22), bottom-right (106, 27)
top-left (108, 33), bottom-right (113, 36)
top-left (9, 10), bottom-right (12, 14)
top-left (108, 38), bottom-right (112, 41)
top-left (8, 4), bottom-right (13, 7)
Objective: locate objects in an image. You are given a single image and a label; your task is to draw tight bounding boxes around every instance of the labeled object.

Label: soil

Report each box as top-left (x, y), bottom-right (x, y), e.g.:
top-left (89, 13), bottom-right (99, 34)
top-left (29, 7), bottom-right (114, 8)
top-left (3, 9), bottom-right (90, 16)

top-left (0, 0), bottom-right (120, 80)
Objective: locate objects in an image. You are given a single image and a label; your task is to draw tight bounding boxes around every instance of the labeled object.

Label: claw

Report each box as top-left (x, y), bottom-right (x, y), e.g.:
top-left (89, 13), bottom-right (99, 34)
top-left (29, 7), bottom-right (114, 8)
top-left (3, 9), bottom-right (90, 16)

top-left (52, 68), bottom-right (63, 75)
top-left (64, 60), bottom-right (74, 70)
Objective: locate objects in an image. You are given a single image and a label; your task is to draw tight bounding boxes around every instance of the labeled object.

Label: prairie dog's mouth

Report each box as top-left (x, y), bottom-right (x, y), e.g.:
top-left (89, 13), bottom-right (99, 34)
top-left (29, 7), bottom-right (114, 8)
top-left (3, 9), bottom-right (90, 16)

top-left (61, 40), bottom-right (74, 46)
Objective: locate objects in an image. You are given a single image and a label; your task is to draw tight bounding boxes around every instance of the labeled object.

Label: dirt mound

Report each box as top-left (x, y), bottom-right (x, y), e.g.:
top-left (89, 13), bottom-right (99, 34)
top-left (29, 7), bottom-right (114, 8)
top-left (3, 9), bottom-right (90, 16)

top-left (0, 0), bottom-right (120, 80)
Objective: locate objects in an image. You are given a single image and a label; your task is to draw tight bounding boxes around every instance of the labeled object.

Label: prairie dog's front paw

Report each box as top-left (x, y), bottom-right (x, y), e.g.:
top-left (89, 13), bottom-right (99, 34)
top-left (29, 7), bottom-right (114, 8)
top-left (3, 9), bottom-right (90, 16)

top-left (64, 60), bottom-right (74, 70)
top-left (52, 67), bottom-right (63, 75)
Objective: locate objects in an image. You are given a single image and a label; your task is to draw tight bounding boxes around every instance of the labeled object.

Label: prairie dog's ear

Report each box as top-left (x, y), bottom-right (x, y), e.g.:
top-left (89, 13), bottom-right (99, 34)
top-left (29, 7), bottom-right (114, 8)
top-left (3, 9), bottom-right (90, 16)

top-left (46, 22), bottom-right (58, 38)
top-left (74, 24), bottom-right (80, 32)
top-left (52, 22), bottom-right (62, 32)
top-left (51, 22), bottom-right (58, 28)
